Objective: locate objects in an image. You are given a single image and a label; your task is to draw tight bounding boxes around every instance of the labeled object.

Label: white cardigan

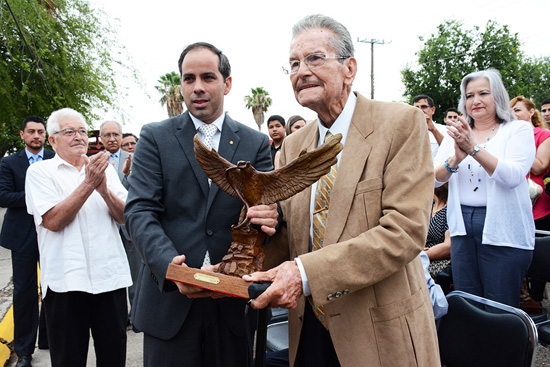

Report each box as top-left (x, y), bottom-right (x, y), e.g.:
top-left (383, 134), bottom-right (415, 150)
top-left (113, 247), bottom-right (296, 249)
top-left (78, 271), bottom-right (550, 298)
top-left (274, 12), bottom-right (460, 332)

top-left (434, 119), bottom-right (536, 250)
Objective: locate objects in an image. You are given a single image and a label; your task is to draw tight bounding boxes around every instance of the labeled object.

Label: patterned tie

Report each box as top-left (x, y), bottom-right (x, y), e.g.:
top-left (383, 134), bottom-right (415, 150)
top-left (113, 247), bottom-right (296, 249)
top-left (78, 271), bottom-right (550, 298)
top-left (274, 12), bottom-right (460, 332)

top-left (198, 123), bottom-right (218, 267)
top-left (110, 153), bottom-right (119, 172)
top-left (29, 154), bottom-right (40, 165)
top-left (198, 124), bottom-right (218, 187)
top-left (311, 131), bottom-right (337, 329)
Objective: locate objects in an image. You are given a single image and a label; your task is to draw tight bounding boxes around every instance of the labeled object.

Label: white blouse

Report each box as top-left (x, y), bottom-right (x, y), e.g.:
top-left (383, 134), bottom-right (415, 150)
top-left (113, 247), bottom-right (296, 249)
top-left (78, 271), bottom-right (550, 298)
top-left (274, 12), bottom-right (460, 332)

top-left (434, 119), bottom-right (536, 250)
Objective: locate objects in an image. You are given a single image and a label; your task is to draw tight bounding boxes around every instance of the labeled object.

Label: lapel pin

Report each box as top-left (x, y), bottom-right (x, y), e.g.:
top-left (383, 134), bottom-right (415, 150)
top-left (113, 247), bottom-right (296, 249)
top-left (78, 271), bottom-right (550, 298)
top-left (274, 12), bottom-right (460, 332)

top-left (229, 141), bottom-right (234, 145)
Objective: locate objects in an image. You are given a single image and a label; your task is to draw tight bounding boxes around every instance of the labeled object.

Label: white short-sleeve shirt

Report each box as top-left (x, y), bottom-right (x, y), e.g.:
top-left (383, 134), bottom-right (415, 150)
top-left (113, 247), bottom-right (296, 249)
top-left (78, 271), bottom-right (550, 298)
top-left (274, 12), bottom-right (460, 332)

top-left (25, 154), bottom-right (132, 298)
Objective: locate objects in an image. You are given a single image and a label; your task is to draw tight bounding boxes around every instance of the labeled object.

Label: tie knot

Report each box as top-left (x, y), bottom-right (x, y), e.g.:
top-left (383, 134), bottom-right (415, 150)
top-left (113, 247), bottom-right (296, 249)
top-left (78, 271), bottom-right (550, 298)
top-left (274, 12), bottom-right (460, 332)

top-left (199, 124), bottom-right (217, 139)
top-left (324, 131), bottom-right (333, 143)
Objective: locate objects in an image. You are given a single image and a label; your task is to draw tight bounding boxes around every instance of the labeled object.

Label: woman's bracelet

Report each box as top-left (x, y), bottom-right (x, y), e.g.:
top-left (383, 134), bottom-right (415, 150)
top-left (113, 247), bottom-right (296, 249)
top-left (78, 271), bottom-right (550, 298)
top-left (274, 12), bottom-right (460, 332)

top-left (445, 158), bottom-right (459, 173)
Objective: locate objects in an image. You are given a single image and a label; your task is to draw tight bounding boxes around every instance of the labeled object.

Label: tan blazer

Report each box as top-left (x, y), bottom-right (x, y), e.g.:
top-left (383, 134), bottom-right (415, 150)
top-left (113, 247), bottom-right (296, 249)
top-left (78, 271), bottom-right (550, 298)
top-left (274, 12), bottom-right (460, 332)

top-left (266, 93), bottom-right (440, 367)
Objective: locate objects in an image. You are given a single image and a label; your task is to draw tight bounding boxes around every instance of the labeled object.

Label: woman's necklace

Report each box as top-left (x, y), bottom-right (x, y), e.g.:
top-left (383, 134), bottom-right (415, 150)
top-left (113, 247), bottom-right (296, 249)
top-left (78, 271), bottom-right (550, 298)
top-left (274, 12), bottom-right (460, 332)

top-left (481, 125), bottom-right (497, 148)
top-left (469, 125), bottom-right (497, 191)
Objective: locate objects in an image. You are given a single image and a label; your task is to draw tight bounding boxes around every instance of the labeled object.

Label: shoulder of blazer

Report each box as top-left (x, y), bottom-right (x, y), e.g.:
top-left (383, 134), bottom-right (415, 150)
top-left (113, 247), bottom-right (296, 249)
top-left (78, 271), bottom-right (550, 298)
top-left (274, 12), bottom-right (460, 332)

top-left (44, 149), bottom-right (55, 159)
top-left (224, 115), bottom-right (268, 144)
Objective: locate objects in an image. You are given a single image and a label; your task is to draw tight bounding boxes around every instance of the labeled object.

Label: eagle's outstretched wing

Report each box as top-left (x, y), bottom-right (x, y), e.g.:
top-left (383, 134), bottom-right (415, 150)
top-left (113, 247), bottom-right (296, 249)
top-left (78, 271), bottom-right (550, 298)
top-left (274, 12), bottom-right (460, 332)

top-left (255, 133), bottom-right (343, 204)
top-left (193, 133), bottom-right (343, 206)
top-left (193, 134), bottom-right (239, 198)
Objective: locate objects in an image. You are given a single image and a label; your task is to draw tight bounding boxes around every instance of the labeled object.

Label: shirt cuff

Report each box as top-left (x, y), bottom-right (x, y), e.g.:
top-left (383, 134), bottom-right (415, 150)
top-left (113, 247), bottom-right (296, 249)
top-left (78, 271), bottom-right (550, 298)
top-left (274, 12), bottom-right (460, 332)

top-left (295, 257), bottom-right (311, 296)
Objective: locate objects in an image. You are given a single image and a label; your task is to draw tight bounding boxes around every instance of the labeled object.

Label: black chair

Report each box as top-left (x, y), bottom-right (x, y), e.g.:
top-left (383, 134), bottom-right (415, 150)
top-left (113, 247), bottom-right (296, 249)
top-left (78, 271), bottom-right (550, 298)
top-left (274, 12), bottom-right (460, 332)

top-left (528, 234), bottom-right (550, 345)
top-left (438, 291), bottom-right (538, 367)
top-left (266, 308), bottom-right (289, 353)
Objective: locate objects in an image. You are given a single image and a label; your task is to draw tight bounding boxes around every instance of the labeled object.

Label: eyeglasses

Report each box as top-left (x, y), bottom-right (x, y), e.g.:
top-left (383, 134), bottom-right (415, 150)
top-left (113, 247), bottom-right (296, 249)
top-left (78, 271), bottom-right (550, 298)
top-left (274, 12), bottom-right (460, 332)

top-left (121, 142), bottom-right (137, 148)
top-left (416, 105), bottom-right (432, 110)
top-left (102, 132), bottom-right (121, 139)
top-left (55, 128), bottom-right (88, 137)
top-left (282, 53), bottom-right (349, 75)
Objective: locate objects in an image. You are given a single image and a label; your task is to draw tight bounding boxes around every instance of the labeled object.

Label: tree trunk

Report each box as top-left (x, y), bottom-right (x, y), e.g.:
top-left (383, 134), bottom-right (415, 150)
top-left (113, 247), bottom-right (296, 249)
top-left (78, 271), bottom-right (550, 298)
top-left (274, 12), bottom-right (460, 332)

top-left (253, 107), bottom-right (264, 131)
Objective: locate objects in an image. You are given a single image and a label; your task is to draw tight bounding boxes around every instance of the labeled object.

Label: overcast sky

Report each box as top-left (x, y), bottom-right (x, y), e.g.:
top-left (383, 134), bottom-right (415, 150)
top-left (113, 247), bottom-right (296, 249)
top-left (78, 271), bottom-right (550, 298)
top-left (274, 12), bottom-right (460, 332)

top-left (89, 0), bottom-right (547, 136)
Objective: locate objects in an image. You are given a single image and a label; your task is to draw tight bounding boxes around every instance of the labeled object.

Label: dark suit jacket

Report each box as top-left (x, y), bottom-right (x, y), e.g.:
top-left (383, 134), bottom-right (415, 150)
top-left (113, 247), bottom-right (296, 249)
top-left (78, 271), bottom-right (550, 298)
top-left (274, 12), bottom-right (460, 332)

top-left (124, 112), bottom-right (272, 340)
top-left (0, 149), bottom-right (55, 251)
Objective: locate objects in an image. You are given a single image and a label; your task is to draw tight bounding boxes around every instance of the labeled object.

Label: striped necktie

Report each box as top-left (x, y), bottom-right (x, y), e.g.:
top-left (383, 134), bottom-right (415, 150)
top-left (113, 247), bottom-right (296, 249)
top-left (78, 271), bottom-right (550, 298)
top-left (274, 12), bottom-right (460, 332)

top-left (311, 131), bottom-right (337, 329)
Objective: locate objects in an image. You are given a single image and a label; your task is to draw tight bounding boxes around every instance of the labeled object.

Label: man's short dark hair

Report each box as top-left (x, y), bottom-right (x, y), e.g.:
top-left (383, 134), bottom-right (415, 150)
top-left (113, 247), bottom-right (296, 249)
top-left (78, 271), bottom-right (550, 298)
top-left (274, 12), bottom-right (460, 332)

top-left (267, 115), bottom-right (286, 127)
top-left (445, 108), bottom-right (459, 117)
top-left (123, 132), bottom-right (139, 142)
top-left (542, 98), bottom-right (550, 106)
top-left (412, 95), bottom-right (434, 107)
top-left (178, 42), bottom-right (231, 80)
top-left (22, 115), bottom-right (45, 131)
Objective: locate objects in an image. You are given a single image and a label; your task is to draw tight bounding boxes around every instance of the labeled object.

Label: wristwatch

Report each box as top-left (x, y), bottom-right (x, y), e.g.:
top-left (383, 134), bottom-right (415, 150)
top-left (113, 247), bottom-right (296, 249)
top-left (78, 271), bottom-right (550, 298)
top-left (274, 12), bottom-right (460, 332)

top-left (470, 144), bottom-right (480, 157)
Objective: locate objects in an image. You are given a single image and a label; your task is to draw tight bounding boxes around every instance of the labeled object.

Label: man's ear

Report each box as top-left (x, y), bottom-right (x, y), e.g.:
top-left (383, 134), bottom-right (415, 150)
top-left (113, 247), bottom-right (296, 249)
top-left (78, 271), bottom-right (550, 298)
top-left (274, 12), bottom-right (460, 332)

top-left (344, 57), bottom-right (357, 87)
top-left (48, 135), bottom-right (56, 149)
top-left (224, 76), bottom-right (232, 96)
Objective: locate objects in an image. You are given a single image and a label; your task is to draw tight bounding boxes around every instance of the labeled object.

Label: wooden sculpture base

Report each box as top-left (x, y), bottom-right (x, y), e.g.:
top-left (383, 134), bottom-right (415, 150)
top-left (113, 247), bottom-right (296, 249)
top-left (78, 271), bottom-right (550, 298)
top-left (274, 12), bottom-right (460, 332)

top-left (166, 264), bottom-right (251, 298)
top-left (165, 224), bottom-right (267, 299)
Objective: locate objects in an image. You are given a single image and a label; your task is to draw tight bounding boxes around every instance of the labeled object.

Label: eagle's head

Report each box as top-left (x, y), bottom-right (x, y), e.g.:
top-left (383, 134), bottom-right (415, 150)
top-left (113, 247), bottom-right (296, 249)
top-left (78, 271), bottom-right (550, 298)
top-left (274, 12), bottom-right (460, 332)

top-left (236, 161), bottom-right (251, 170)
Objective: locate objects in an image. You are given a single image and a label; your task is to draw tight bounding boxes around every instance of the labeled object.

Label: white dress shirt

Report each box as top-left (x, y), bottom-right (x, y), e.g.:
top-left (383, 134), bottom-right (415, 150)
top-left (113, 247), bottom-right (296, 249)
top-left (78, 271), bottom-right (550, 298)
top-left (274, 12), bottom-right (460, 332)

top-left (25, 154), bottom-right (132, 298)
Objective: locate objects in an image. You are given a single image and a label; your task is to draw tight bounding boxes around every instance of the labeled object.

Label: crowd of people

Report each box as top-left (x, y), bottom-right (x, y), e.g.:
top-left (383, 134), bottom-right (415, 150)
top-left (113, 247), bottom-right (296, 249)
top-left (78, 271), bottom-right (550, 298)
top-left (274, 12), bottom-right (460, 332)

top-left (0, 12), bottom-right (549, 367)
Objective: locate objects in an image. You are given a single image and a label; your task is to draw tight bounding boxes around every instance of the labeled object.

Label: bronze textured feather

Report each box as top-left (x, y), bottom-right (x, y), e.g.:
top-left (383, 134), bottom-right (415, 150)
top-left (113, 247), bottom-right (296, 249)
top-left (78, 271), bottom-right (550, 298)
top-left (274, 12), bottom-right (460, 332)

top-left (193, 133), bottom-right (343, 277)
top-left (193, 133), bottom-right (343, 208)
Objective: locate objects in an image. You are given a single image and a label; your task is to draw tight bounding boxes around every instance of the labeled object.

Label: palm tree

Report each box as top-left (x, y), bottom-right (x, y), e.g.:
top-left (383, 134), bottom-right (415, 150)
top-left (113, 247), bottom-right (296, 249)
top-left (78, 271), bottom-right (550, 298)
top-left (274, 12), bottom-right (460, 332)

top-left (155, 71), bottom-right (184, 117)
top-left (244, 87), bottom-right (272, 131)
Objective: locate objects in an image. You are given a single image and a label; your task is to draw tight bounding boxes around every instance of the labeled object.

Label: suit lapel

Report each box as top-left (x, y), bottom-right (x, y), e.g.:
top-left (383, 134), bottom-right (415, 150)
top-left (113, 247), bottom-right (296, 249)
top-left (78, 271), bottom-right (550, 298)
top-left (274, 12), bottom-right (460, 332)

top-left (44, 149), bottom-right (55, 160)
top-left (324, 94), bottom-right (374, 246)
top-left (117, 150), bottom-right (128, 180)
top-left (174, 113), bottom-right (210, 198)
top-left (291, 123), bottom-right (319, 255)
top-left (206, 116), bottom-right (240, 213)
top-left (16, 150), bottom-right (30, 169)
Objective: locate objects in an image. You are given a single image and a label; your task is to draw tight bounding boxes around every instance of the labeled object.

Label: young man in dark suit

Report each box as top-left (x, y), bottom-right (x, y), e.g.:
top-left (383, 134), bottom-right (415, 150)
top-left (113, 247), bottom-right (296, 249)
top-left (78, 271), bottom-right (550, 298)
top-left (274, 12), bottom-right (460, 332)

top-left (0, 116), bottom-right (54, 367)
top-left (124, 42), bottom-right (278, 367)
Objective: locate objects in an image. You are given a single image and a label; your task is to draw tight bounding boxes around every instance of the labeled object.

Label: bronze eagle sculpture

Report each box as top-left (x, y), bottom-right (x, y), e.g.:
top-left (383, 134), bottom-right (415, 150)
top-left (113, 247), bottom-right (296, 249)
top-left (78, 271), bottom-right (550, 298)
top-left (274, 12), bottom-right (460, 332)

top-left (193, 132), bottom-right (343, 276)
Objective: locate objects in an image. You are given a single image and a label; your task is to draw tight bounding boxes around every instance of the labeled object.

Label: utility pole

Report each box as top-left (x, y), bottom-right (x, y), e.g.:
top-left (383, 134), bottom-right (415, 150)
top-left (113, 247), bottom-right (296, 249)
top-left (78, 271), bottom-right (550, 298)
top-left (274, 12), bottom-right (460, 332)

top-left (357, 38), bottom-right (391, 99)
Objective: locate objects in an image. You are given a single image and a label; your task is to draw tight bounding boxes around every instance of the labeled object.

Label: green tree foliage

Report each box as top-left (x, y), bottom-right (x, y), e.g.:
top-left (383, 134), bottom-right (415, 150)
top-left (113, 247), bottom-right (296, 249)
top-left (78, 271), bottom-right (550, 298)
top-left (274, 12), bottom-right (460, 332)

top-left (244, 87), bottom-right (272, 131)
top-left (155, 71), bottom-right (184, 118)
top-left (0, 0), bottom-right (135, 157)
top-left (401, 20), bottom-right (550, 122)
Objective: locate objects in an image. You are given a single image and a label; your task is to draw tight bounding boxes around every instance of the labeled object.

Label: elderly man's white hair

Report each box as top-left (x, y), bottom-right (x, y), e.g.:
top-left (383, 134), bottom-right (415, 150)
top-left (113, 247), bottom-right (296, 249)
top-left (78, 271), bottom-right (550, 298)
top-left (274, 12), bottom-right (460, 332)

top-left (46, 108), bottom-right (86, 137)
top-left (99, 120), bottom-right (123, 135)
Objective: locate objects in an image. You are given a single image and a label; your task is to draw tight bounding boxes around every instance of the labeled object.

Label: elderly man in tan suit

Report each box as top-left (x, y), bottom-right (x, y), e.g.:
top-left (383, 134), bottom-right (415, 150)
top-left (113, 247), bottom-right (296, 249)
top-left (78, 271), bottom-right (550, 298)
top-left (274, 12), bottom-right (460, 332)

top-left (247, 14), bottom-right (440, 367)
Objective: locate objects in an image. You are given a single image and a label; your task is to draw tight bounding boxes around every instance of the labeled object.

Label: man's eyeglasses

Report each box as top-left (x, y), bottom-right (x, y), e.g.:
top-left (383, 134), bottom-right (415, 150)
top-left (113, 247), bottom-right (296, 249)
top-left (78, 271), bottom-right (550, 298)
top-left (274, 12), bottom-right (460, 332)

top-left (121, 142), bottom-right (137, 148)
top-left (417, 105), bottom-right (432, 110)
top-left (55, 128), bottom-right (88, 137)
top-left (102, 132), bottom-right (121, 139)
top-left (282, 53), bottom-right (349, 75)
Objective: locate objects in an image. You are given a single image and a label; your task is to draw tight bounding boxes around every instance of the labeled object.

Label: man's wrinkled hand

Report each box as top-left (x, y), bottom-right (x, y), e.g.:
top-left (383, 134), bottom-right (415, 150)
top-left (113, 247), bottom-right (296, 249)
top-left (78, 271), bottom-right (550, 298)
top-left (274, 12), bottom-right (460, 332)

top-left (122, 154), bottom-right (132, 176)
top-left (83, 152), bottom-right (109, 188)
top-left (247, 203), bottom-right (278, 236)
top-left (244, 260), bottom-right (303, 309)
